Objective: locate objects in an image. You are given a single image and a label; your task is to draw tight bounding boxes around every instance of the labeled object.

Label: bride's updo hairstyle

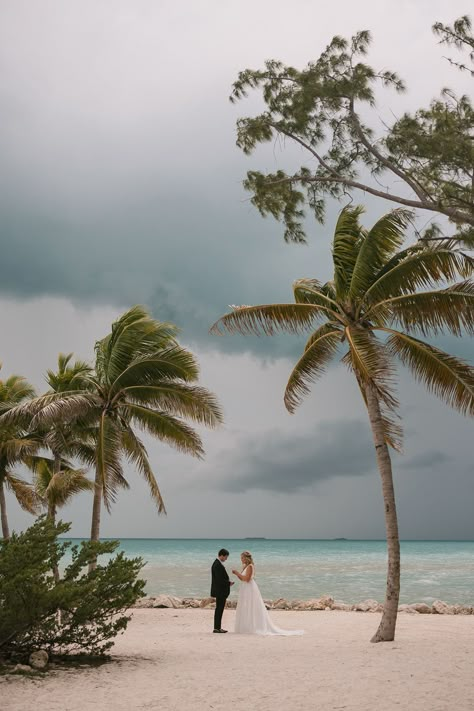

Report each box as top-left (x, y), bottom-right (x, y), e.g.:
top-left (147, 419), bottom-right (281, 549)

top-left (241, 551), bottom-right (254, 566)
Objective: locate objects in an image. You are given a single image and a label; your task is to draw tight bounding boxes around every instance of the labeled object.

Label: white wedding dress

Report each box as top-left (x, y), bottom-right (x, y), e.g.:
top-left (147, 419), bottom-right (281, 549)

top-left (234, 565), bottom-right (304, 636)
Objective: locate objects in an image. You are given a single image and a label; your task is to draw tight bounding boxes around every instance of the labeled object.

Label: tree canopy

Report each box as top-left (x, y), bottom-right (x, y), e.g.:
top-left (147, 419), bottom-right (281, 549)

top-left (231, 16), bottom-right (474, 245)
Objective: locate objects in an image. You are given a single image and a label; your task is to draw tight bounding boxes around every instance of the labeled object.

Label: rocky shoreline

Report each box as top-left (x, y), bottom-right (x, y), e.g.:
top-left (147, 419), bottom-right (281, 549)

top-left (133, 595), bottom-right (474, 615)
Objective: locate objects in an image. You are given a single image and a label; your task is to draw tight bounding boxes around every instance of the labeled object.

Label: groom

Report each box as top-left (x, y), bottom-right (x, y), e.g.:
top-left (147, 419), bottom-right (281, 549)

top-left (210, 548), bottom-right (234, 633)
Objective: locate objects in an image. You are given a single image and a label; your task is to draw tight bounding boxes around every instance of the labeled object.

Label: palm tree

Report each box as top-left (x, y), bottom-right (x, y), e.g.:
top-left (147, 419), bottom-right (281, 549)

top-left (34, 458), bottom-right (94, 526)
top-left (33, 457), bottom-right (94, 583)
top-left (41, 353), bottom-right (96, 500)
top-left (0, 370), bottom-right (40, 539)
top-left (7, 307), bottom-right (224, 561)
top-left (211, 206), bottom-right (474, 643)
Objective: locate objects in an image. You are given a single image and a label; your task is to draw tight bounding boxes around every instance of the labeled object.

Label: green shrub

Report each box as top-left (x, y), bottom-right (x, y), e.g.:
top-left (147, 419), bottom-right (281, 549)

top-left (0, 517), bottom-right (145, 661)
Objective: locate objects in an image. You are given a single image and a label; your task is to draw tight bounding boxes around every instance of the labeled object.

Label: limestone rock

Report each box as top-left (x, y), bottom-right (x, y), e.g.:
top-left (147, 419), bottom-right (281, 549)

top-left (398, 604), bottom-right (419, 614)
top-left (412, 603), bottom-right (432, 614)
top-left (182, 598), bottom-right (200, 608)
top-left (134, 597), bottom-right (156, 608)
top-left (318, 595), bottom-right (335, 609)
top-left (12, 664), bottom-right (33, 673)
top-left (199, 597), bottom-right (215, 608)
top-left (29, 650), bottom-right (49, 670)
top-left (354, 599), bottom-right (380, 612)
top-left (431, 600), bottom-right (451, 615)
top-left (272, 598), bottom-right (290, 610)
top-left (152, 595), bottom-right (182, 609)
top-left (306, 599), bottom-right (326, 611)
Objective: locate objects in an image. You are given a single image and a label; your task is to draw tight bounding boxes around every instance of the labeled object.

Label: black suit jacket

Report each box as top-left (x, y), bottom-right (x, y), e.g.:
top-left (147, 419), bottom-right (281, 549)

top-left (211, 558), bottom-right (231, 599)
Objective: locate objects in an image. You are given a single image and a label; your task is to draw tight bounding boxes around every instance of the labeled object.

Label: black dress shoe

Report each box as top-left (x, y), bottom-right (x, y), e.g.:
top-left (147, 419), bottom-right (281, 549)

top-left (213, 628), bottom-right (228, 633)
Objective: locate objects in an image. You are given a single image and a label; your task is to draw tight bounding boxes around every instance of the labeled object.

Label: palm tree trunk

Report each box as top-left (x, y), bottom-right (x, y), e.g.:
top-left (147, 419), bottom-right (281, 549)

top-left (88, 467), bottom-right (102, 572)
top-left (363, 382), bottom-right (400, 643)
top-left (0, 479), bottom-right (10, 540)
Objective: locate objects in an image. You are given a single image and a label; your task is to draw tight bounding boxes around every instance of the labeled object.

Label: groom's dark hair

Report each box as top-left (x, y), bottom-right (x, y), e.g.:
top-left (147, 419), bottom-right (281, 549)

top-left (218, 548), bottom-right (229, 557)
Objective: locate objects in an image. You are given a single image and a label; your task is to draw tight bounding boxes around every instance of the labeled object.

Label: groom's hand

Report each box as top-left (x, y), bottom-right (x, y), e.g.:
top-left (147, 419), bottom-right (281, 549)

top-left (230, 581), bottom-right (235, 585)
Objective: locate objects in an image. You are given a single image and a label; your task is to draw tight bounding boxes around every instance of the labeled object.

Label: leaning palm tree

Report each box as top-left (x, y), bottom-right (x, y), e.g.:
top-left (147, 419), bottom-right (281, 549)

top-left (6, 307), bottom-right (224, 561)
top-left (0, 370), bottom-right (40, 539)
top-left (211, 206), bottom-right (474, 643)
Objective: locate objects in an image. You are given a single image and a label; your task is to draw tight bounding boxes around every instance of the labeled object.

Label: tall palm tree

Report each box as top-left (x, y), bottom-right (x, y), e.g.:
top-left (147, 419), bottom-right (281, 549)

top-left (7, 307), bottom-right (224, 560)
top-left (211, 206), bottom-right (474, 643)
top-left (0, 370), bottom-right (40, 539)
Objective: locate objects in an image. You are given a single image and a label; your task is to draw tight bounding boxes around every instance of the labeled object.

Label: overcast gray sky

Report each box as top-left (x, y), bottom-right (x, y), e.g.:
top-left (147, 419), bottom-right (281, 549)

top-left (1, 0), bottom-right (473, 539)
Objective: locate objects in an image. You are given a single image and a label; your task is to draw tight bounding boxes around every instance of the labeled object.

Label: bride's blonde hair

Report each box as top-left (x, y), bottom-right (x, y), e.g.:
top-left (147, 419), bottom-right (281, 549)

top-left (241, 550), bottom-right (254, 566)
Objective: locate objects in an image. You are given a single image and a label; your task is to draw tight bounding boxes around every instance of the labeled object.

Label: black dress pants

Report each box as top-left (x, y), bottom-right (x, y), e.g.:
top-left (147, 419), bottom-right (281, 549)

top-left (214, 595), bottom-right (227, 630)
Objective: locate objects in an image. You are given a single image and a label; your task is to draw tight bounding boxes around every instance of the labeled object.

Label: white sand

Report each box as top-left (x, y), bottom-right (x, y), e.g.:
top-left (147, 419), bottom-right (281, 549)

top-left (3, 609), bottom-right (474, 711)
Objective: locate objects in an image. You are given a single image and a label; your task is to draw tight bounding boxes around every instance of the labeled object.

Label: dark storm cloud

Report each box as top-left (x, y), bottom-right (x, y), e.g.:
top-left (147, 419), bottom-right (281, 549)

top-left (2, 1), bottom-right (470, 361)
top-left (213, 420), bottom-right (376, 493)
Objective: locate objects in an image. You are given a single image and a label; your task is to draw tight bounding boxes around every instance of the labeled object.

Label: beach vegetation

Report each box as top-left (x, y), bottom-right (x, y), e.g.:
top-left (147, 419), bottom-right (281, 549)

top-left (0, 516), bottom-right (145, 662)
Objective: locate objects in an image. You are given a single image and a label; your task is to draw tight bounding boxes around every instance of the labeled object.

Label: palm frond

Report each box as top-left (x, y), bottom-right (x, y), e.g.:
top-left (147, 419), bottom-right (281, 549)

top-left (385, 329), bottom-right (474, 416)
top-left (46, 353), bottom-right (93, 392)
top-left (111, 346), bottom-right (200, 393)
top-left (124, 404), bottom-right (205, 458)
top-left (293, 279), bottom-right (343, 320)
top-left (96, 305), bottom-right (179, 385)
top-left (210, 303), bottom-right (323, 337)
top-left (67, 442), bottom-right (97, 467)
top-left (0, 374), bottom-right (36, 415)
top-left (5, 473), bottom-right (41, 514)
top-left (362, 246), bottom-right (474, 307)
top-left (343, 327), bottom-right (399, 410)
top-left (121, 428), bottom-right (166, 514)
top-left (96, 413), bottom-right (128, 512)
top-left (367, 281), bottom-right (474, 336)
top-left (332, 205), bottom-right (365, 300)
top-left (0, 391), bottom-right (99, 428)
top-left (284, 324), bottom-right (342, 413)
top-left (44, 469), bottom-right (94, 507)
top-left (349, 208), bottom-right (412, 299)
top-left (0, 436), bottom-right (39, 465)
top-left (356, 381), bottom-right (403, 452)
top-left (122, 384), bottom-right (224, 427)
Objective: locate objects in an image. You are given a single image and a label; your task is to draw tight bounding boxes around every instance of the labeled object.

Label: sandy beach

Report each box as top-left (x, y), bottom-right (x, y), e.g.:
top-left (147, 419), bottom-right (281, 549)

top-left (2, 608), bottom-right (474, 711)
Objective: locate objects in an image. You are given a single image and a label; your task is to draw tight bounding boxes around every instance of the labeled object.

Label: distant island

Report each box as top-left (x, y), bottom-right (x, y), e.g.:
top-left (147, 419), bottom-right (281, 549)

top-left (333, 538), bottom-right (348, 541)
top-left (244, 537), bottom-right (266, 540)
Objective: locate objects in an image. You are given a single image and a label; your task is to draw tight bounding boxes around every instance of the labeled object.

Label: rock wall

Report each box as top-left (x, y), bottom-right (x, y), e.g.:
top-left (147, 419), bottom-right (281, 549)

top-left (132, 595), bottom-right (474, 614)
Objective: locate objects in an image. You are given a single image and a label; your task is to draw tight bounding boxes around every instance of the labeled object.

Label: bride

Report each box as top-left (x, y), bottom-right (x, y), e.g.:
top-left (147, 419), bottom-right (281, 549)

top-left (232, 551), bottom-right (304, 636)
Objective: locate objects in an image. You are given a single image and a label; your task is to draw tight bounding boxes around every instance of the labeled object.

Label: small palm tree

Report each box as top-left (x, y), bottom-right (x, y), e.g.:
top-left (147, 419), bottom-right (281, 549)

top-left (0, 370), bottom-right (40, 539)
top-left (33, 458), bottom-right (94, 582)
top-left (41, 353), bottom-right (96, 494)
top-left (34, 458), bottom-right (94, 525)
top-left (7, 307), bottom-right (224, 562)
top-left (211, 206), bottom-right (474, 643)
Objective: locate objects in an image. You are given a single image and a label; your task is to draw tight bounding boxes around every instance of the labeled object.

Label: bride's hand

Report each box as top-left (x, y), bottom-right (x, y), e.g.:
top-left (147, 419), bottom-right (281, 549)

top-left (232, 569), bottom-right (238, 575)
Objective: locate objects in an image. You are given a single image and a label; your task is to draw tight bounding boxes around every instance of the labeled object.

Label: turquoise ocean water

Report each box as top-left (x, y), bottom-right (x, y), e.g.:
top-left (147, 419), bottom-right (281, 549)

top-left (64, 538), bottom-right (474, 604)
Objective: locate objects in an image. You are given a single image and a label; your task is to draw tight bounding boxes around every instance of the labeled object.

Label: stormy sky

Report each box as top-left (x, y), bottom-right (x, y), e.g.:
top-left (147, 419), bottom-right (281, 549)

top-left (1, 0), bottom-right (473, 540)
